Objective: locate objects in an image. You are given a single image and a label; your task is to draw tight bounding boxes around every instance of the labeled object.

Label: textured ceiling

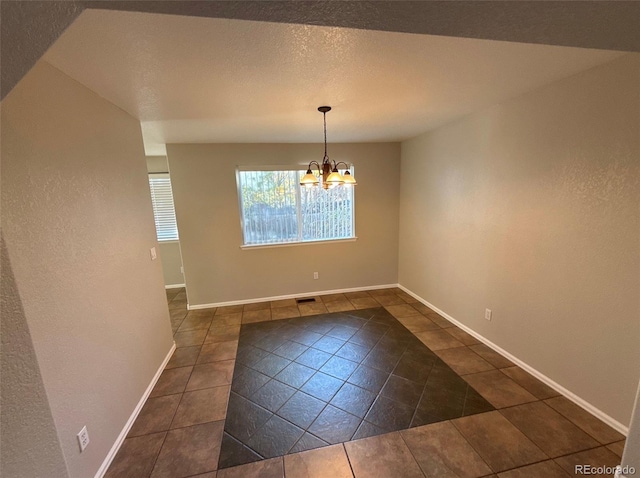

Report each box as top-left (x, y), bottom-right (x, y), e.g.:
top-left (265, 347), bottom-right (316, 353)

top-left (44, 9), bottom-right (624, 154)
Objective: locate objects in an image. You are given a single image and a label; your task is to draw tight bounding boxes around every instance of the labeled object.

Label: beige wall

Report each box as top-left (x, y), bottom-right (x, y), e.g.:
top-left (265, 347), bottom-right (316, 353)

top-left (1, 61), bottom-right (174, 477)
top-left (167, 143), bottom-right (400, 306)
top-left (145, 156), bottom-right (185, 286)
top-left (1, 237), bottom-right (69, 478)
top-left (159, 242), bottom-right (185, 286)
top-left (398, 54), bottom-right (640, 426)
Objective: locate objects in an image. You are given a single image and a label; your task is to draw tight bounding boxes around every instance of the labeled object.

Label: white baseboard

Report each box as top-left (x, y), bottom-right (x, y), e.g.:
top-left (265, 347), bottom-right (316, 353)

top-left (94, 342), bottom-right (176, 478)
top-left (165, 284), bottom-right (185, 290)
top-left (187, 283), bottom-right (399, 310)
top-left (397, 284), bottom-right (630, 436)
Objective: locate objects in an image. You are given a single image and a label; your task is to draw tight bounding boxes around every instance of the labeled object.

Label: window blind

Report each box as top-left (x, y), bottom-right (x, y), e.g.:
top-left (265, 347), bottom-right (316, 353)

top-left (148, 174), bottom-right (179, 241)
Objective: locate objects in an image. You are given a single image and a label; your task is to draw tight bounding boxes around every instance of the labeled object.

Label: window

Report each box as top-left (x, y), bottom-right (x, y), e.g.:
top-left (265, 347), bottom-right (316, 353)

top-left (148, 173), bottom-right (179, 241)
top-left (237, 168), bottom-right (355, 246)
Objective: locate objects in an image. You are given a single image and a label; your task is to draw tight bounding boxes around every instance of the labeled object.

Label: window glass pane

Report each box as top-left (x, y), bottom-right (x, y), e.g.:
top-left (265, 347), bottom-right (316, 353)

top-left (300, 172), bottom-right (354, 241)
top-left (237, 168), bottom-right (355, 246)
top-left (239, 170), bottom-right (299, 245)
top-left (149, 175), bottom-right (179, 241)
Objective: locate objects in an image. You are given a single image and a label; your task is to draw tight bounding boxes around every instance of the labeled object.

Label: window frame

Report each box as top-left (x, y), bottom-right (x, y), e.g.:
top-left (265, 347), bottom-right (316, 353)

top-left (236, 165), bottom-right (357, 249)
top-left (148, 172), bottom-right (180, 242)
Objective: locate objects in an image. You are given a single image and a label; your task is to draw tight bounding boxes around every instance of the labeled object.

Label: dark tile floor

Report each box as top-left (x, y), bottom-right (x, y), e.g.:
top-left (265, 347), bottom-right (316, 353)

top-left (105, 287), bottom-right (627, 478)
top-left (219, 307), bottom-right (493, 468)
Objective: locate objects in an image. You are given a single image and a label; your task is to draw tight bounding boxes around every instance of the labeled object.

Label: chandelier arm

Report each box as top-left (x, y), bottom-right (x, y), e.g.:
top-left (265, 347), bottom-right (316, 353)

top-left (307, 160), bottom-right (322, 174)
top-left (333, 161), bottom-right (351, 170)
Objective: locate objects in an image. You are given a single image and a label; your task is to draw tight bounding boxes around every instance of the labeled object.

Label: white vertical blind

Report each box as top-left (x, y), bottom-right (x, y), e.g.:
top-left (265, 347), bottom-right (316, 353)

top-left (148, 173), bottom-right (179, 241)
top-left (237, 169), bottom-right (354, 246)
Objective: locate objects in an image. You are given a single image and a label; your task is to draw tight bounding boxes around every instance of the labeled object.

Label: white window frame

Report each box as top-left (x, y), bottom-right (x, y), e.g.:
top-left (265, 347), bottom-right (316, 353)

top-left (236, 165), bottom-right (356, 249)
top-left (148, 173), bottom-right (179, 242)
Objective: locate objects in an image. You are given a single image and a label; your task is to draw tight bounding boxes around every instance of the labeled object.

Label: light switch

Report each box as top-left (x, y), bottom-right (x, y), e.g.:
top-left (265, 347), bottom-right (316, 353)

top-left (150, 247), bottom-right (157, 260)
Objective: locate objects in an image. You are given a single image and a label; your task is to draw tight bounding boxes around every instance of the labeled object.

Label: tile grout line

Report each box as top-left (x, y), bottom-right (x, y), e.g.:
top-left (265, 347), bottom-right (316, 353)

top-left (342, 442), bottom-right (357, 478)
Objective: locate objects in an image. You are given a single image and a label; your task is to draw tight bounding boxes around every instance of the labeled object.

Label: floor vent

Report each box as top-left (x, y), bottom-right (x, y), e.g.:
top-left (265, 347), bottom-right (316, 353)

top-left (296, 297), bottom-right (316, 304)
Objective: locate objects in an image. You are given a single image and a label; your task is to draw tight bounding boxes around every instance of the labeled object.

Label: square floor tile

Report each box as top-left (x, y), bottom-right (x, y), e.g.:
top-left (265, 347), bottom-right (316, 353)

top-left (500, 401), bottom-right (599, 457)
top-left (285, 444), bottom-right (354, 478)
top-left (381, 374), bottom-right (424, 408)
top-left (250, 379), bottom-right (296, 413)
top-left (415, 329), bottom-right (464, 350)
top-left (345, 432), bottom-right (424, 478)
top-left (171, 385), bottom-right (230, 428)
top-left (301, 372), bottom-right (344, 402)
top-left (452, 411), bottom-right (547, 473)
top-left (401, 421), bottom-right (492, 478)
top-left (151, 421), bottom-right (224, 478)
top-left (218, 456), bottom-right (284, 478)
top-left (290, 432), bottom-right (330, 454)
top-left (197, 340), bottom-right (238, 364)
top-left (231, 367), bottom-right (270, 397)
top-left (166, 346), bottom-right (201, 369)
top-left (277, 391), bottom-right (327, 429)
top-left (554, 446), bottom-right (620, 477)
top-left (246, 415), bottom-right (305, 458)
top-left (308, 405), bottom-right (361, 444)
top-left (205, 325), bottom-right (241, 344)
top-left (501, 366), bottom-right (559, 400)
top-left (150, 367), bottom-right (192, 398)
top-left (346, 363), bottom-right (390, 394)
top-left (330, 383), bottom-right (377, 418)
top-left (467, 344), bottom-right (514, 368)
top-left (224, 393), bottom-right (272, 442)
top-left (128, 394), bottom-right (181, 437)
top-left (544, 396), bottom-right (625, 445)
top-left (320, 355), bottom-right (358, 380)
top-left (251, 354), bottom-right (291, 378)
top-left (435, 347), bottom-right (495, 375)
top-left (186, 360), bottom-right (235, 391)
top-left (105, 432), bottom-right (166, 478)
top-left (365, 395), bottom-right (415, 433)
top-left (335, 341), bottom-right (371, 362)
top-left (462, 370), bottom-right (537, 408)
top-left (174, 328), bottom-right (208, 347)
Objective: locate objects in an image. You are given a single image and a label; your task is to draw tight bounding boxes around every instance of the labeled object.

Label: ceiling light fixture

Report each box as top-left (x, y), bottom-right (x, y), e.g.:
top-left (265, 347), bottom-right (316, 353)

top-left (300, 106), bottom-right (357, 189)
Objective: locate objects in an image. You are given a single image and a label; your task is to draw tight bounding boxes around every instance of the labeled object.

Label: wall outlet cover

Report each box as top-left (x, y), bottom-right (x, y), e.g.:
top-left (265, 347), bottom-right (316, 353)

top-left (77, 426), bottom-right (90, 452)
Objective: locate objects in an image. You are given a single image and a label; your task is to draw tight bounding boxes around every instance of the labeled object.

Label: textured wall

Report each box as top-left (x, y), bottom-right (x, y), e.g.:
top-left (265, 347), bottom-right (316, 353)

top-left (158, 242), bottom-right (185, 286)
top-left (167, 143), bottom-right (400, 306)
top-left (0, 236), bottom-right (69, 478)
top-left (1, 61), bottom-right (174, 478)
top-left (398, 55), bottom-right (640, 425)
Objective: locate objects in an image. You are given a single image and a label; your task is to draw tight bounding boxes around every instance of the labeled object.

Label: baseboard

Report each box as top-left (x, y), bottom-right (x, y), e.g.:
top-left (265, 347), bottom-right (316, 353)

top-left (94, 342), bottom-right (176, 478)
top-left (165, 284), bottom-right (185, 290)
top-left (397, 284), bottom-right (630, 436)
top-left (188, 283), bottom-right (399, 310)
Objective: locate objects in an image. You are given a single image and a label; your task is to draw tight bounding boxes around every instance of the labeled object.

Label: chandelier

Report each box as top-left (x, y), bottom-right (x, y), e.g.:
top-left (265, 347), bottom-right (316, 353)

top-left (300, 106), bottom-right (357, 189)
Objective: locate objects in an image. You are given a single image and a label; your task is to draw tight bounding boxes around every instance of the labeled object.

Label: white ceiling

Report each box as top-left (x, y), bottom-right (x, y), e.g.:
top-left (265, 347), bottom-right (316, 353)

top-left (44, 9), bottom-right (624, 155)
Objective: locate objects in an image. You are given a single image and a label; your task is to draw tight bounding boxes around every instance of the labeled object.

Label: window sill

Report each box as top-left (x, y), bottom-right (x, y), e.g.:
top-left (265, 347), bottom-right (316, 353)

top-left (158, 239), bottom-right (180, 244)
top-left (240, 237), bottom-right (358, 250)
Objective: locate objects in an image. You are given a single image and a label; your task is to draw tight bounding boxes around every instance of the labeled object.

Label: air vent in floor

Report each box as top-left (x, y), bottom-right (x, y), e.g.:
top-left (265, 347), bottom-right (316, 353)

top-left (296, 297), bottom-right (316, 304)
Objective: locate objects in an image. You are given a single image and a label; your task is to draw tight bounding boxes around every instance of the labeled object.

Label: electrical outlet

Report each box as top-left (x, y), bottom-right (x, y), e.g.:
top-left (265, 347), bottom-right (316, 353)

top-left (485, 308), bottom-right (492, 321)
top-left (150, 247), bottom-right (157, 261)
top-left (77, 426), bottom-right (90, 452)
top-left (313, 272), bottom-right (319, 280)
top-left (180, 265), bottom-right (184, 274)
